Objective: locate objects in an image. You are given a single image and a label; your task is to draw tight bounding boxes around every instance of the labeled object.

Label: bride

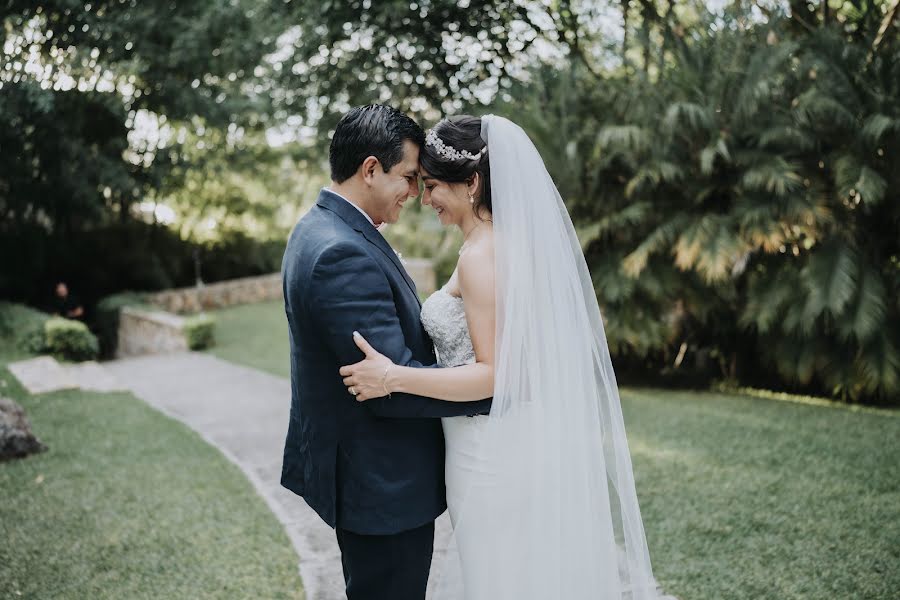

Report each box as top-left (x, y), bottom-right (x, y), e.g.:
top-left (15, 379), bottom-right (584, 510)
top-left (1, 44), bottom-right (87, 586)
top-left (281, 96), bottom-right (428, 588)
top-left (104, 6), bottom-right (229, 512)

top-left (339, 115), bottom-right (664, 599)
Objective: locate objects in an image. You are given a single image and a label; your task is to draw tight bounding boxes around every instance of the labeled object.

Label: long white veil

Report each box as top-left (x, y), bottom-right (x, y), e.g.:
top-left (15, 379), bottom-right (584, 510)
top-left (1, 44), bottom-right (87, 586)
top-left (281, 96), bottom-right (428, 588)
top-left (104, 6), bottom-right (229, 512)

top-left (428, 115), bottom-right (662, 600)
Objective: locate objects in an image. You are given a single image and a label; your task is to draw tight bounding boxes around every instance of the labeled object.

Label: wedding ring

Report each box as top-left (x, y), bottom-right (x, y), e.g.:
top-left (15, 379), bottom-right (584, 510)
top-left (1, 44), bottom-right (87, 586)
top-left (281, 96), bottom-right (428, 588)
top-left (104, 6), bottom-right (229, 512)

top-left (349, 387), bottom-right (358, 396)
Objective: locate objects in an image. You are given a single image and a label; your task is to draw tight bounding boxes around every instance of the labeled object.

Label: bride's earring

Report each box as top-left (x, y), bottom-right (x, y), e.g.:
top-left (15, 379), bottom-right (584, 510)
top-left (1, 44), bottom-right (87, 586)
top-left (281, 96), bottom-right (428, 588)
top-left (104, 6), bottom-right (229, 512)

top-left (469, 193), bottom-right (474, 204)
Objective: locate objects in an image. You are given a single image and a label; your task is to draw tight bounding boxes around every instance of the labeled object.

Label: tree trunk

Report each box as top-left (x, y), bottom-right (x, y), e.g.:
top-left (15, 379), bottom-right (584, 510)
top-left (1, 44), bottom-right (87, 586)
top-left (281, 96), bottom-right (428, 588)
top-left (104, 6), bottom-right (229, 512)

top-left (657, 0), bottom-right (673, 77)
top-left (868, 0), bottom-right (899, 63)
top-left (788, 0), bottom-right (817, 34)
top-left (637, 0), bottom-right (659, 76)
top-left (621, 0), bottom-right (630, 79)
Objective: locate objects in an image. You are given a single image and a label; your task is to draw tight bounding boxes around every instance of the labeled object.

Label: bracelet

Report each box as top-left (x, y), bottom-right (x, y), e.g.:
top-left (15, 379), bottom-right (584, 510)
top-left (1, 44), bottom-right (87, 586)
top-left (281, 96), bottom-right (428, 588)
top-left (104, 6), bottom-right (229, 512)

top-left (381, 365), bottom-right (392, 398)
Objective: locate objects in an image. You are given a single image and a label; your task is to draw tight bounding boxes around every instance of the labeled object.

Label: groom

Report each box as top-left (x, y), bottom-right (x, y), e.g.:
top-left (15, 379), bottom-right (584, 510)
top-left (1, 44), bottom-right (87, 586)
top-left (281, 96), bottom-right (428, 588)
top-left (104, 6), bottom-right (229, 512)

top-left (280, 105), bottom-right (492, 600)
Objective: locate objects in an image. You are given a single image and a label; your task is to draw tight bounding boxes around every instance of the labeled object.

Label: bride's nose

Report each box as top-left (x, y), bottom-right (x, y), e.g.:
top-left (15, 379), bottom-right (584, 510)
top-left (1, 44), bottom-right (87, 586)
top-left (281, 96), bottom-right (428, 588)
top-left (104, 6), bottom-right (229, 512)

top-left (421, 192), bottom-right (431, 206)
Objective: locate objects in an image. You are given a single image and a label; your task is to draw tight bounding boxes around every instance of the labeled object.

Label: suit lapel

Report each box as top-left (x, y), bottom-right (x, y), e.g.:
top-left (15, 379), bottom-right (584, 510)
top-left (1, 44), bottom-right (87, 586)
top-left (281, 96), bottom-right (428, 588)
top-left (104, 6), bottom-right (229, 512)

top-left (360, 229), bottom-right (422, 307)
top-left (316, 190), bottom-right (421, 306)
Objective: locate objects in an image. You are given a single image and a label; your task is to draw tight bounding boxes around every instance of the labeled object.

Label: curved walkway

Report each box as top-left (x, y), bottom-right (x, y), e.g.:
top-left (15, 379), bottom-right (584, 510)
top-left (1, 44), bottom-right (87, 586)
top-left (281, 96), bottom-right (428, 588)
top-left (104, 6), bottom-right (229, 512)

top-left (108, 351), bottom-right (673, 600)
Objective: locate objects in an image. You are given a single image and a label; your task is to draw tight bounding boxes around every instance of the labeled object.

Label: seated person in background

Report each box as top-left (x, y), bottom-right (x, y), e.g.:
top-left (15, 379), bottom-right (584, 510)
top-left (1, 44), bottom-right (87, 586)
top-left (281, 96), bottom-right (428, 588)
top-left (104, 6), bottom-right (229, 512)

top-left (53, 281), bottom-right (84, 320)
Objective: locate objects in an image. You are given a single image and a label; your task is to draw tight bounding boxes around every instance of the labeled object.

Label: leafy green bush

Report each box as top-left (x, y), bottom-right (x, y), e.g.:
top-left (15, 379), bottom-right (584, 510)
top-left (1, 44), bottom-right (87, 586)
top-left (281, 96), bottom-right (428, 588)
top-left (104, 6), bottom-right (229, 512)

top-left (183, 314), bottom-right (215, 350)
top-left (44, 317), bottom-right (99, 361)
top-left (494, 17), bottom-right (900, 405)
top-left (94, 292), bottom-right (149, 358)
top-left (0, 301), bottom-right (51, 355)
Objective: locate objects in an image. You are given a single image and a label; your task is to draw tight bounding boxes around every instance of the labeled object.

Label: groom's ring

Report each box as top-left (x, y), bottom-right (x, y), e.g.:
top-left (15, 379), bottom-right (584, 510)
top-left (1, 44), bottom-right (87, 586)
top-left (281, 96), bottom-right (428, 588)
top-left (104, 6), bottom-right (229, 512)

top-left (349, 387), bottom-right (358, 396)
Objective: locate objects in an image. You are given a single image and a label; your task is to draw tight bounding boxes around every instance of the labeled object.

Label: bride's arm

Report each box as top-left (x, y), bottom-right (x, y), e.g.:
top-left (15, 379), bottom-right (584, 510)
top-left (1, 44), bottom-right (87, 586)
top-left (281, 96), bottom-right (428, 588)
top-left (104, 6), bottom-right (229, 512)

top-left (389, 243), bottom-right (494, 401)
top-left (341, 241), bottom-right (495, 402)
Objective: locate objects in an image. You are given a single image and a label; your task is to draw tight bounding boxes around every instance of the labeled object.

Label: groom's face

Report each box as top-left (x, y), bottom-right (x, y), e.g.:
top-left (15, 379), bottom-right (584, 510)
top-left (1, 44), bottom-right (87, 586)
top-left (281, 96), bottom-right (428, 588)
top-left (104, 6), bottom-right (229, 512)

top-left (369, 140), bottom-right (420, 224)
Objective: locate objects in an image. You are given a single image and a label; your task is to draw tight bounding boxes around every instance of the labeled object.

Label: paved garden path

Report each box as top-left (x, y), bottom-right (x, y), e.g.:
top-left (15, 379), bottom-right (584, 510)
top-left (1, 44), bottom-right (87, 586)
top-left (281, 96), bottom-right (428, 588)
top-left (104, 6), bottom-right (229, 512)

top-left (108, 351), bottom-right (675, 600)
top-left (106, 351), bottom-right (455, 600)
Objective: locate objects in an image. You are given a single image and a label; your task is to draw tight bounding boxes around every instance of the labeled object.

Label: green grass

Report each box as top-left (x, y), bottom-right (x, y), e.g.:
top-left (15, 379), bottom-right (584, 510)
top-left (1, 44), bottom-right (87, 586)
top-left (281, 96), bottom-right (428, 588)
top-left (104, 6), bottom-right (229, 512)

top-left (210, 300), bottom-right (900, 600)
top-left (206, 300), bottom-right (290, 378)
top-left (624, 388), bottom-right (899, 600)
top-left (0, 358), bottom-right (303, 598)
top-left (0, 340), bottom-right (35, 364)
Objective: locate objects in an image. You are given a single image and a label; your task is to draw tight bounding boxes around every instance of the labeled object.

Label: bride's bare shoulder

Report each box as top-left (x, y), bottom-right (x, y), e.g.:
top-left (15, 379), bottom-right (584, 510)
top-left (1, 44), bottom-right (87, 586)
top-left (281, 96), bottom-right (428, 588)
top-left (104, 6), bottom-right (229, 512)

top-left (459, 228), bottom-right (493, 261)
top-left (458, 230), bottom-right (494, 292)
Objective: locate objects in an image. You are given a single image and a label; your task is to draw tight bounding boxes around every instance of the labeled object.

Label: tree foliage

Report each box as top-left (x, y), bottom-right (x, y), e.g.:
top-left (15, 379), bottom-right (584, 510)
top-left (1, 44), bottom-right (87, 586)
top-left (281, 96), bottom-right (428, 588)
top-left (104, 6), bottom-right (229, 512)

top-left (2, 0), bottom-right (898, 403)
top-left (1, 0), bottom-right (279, 226)
top-left (0, 0), bottom-right (289, 304)
top-left (493, 3), bottom-right (900, 403)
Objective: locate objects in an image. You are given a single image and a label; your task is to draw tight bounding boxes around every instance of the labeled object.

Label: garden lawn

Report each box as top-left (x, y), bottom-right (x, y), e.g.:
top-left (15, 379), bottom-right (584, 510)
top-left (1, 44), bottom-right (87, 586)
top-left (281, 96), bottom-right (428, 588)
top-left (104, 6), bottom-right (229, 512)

top-left (625, 387), bottom-right (899, 600)
top-left (209, 299), bottom-right (900, 600)
top-left (0, 359), bottom-right (303, 599)
top-left (206, 300), bottom-right (290, 379)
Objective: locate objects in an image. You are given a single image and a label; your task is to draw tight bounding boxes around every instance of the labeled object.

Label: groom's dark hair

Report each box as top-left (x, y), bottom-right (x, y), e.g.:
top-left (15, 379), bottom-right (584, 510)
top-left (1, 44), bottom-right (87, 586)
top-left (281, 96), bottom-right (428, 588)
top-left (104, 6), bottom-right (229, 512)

top-left (329, 105), bottom-right (425, 183)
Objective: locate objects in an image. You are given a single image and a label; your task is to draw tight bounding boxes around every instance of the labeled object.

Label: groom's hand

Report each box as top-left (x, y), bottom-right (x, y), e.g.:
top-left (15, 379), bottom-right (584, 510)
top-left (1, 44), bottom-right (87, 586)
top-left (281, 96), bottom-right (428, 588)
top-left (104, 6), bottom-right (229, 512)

top-left (340, 331), bottom-right (395, 402)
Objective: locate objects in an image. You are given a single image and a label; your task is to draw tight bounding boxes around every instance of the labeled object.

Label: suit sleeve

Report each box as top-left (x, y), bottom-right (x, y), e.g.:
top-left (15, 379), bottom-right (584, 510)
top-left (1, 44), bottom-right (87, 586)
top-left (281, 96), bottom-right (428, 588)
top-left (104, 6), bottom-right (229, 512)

top-left (309, 242), bottom-right (492, 418)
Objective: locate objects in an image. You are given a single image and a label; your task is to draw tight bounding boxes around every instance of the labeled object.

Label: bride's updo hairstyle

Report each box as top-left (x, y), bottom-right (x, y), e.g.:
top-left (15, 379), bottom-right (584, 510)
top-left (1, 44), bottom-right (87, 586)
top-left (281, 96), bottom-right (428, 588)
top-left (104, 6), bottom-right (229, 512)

top-left (420, 116), bottom-right (492, 216)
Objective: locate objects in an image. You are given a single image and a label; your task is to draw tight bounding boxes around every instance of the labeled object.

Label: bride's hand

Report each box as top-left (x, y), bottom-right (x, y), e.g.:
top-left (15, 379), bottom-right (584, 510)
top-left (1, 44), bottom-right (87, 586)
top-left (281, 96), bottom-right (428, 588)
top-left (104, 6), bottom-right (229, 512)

top-left (340, 331), bottom-right (395, 402)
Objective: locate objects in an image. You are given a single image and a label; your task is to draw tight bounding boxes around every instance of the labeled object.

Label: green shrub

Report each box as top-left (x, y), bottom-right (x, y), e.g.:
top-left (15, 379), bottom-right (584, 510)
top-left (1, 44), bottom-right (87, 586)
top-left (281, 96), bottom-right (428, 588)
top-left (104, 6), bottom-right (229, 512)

top-left (183, 314), bottom-right (215, 350)
top-left (0, 301), bottom-right (51, 355)
top-left (94, 292), bottom-right (149, 358)
top-left (44, 317), bottom-right (99, 361)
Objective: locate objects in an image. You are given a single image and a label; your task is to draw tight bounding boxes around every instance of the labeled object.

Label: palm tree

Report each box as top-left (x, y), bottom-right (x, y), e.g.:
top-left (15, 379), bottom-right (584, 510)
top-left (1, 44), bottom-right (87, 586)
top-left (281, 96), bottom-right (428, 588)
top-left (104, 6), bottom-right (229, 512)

top-left (508, 5), bottom-right (899, 403)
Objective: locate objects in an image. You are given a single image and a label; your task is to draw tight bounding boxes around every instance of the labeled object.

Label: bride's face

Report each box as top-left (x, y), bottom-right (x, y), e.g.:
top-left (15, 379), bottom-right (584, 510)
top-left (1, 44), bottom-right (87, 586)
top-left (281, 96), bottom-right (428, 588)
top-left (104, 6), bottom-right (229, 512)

top-left (420, 170), bottom-right (470, 227)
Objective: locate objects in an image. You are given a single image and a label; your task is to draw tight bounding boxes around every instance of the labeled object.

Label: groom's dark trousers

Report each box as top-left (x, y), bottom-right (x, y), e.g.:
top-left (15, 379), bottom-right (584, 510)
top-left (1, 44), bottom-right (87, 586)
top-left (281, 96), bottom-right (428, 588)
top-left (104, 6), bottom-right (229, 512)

top-left (336, 521), bottom-right (434, 600)
top-left (281, 190), bottom-right (491, 599)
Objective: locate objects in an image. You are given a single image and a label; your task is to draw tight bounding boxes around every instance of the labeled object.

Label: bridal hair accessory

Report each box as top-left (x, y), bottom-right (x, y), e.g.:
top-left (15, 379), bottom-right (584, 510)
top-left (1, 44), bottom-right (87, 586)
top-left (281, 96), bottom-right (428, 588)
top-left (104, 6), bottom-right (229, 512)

top-left (426, 128), bottom-right (486, 162)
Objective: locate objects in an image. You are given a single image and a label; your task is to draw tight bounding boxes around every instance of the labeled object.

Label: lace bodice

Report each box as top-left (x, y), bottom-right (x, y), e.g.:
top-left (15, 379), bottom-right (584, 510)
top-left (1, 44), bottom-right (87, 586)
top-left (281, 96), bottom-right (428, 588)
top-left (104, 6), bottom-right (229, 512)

top-left (421, 288), bottom-right (475, 368)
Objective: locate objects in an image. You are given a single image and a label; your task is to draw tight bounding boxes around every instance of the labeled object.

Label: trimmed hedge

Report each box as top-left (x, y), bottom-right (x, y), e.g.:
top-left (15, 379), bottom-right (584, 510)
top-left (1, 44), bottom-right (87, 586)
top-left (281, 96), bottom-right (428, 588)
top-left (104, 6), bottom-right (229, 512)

top-left (0, 301), bottom-right (51, 355)
top-left (0, 302), bottom-right (98, 361)
top-left (44, 317), bottom-right (99, 361)
top-left (183, 314), bottom-right (216, 350)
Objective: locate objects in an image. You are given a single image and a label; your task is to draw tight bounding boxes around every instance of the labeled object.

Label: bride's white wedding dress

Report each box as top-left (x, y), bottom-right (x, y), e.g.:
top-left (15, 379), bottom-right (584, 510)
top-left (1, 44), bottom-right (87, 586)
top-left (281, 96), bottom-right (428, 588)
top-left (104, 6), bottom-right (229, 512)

top-left (422, 286), bottom-right (672, 600)
top-left (414, 115), bottom-right (664, 600)
top-left (421, 287), bottom-right (500, 599)
top-left (424, 285), bottom-right (572, 600)
top-left (420, 287), bottom-right (491, 526)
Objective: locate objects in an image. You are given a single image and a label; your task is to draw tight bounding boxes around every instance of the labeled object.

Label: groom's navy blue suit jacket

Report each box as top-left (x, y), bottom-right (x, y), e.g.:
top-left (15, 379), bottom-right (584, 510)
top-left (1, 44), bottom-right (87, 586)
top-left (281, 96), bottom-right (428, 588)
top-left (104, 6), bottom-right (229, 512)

top-left (281, 189), bottom-right (492, 536)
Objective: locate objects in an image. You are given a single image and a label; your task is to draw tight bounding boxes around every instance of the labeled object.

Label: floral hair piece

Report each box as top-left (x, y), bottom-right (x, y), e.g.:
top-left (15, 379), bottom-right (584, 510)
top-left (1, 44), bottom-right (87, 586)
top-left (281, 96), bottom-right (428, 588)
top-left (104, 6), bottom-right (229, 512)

top-left (425, 128), bottom-right (486, 162)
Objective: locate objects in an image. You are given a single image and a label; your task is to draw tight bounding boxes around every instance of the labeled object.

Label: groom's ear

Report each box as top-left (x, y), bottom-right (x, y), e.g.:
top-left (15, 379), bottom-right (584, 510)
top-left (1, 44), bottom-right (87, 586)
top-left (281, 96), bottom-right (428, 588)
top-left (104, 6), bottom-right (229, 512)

top-left (361, 156), bottom-right (379, 184)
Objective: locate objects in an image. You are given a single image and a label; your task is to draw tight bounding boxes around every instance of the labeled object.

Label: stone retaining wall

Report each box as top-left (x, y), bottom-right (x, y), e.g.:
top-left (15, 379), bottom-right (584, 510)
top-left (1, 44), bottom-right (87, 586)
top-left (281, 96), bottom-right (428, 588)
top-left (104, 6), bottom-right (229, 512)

top-left (146, 260), bottom-right (436, 314)
top-left (146, 273), bottom-right (283, 314)
top-left (117, 307), bottom-right (189, 357)
top-left (120, 261), bottom-right (436, 357)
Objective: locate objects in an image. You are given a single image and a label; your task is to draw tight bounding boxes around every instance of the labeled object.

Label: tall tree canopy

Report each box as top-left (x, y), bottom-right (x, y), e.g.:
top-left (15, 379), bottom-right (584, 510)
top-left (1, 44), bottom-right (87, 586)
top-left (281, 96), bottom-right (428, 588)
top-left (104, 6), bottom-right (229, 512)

top-left (2, 0), bottom-right (898, 403)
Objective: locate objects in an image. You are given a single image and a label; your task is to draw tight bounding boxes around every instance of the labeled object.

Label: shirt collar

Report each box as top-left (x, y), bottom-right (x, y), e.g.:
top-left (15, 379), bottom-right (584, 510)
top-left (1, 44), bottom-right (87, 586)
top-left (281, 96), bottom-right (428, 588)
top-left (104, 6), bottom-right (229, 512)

top-left (325, 188), bottom-right (375, 226)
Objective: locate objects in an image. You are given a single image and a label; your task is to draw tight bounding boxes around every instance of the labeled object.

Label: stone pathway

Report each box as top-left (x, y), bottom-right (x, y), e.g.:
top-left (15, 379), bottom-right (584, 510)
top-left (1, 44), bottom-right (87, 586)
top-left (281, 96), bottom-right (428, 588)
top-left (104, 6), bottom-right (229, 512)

top-left (106, 351), bottom-right (675, 600)
top-left (8, 356), bottom-right (128, 394)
